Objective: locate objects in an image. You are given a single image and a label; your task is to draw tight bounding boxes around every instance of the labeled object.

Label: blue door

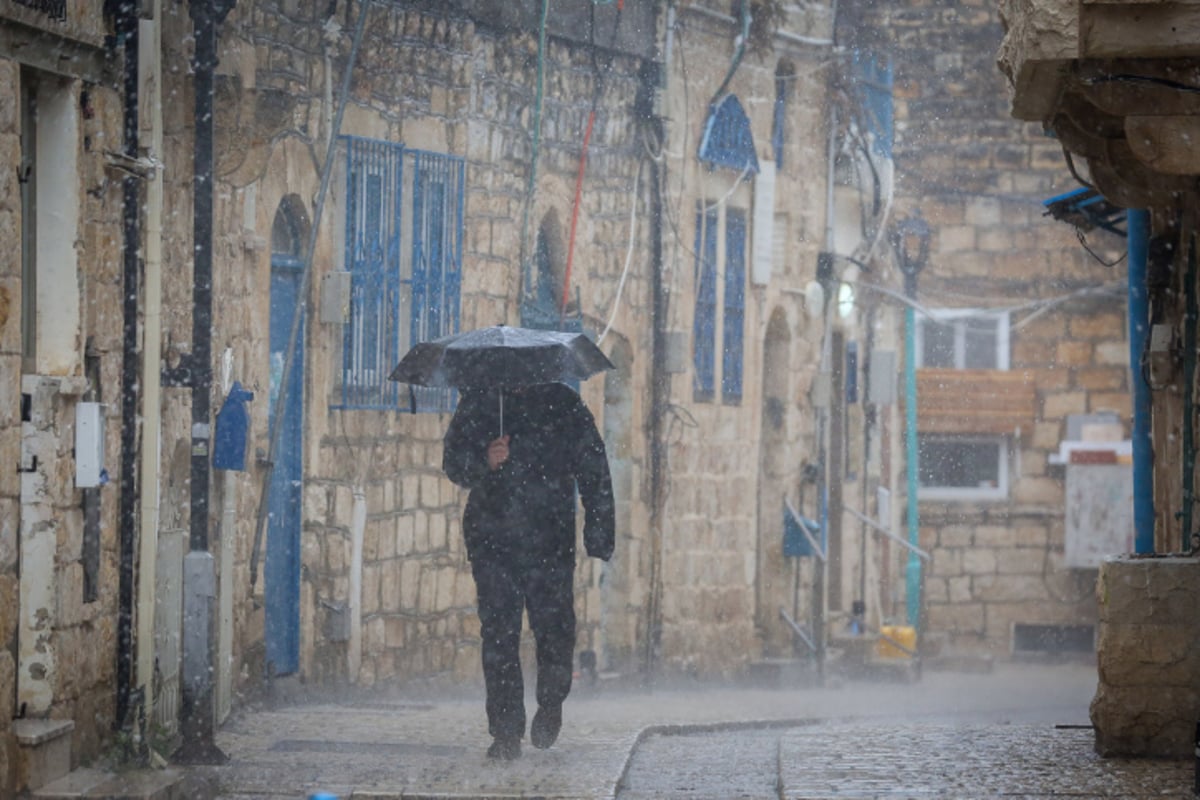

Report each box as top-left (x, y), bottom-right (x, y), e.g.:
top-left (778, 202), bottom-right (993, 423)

top-left (266, 252), bottom-right (304, 676)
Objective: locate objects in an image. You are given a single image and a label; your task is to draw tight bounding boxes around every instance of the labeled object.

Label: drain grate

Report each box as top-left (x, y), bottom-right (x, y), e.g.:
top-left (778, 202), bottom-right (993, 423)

top-left (271, 739), bottom-right (466, 757)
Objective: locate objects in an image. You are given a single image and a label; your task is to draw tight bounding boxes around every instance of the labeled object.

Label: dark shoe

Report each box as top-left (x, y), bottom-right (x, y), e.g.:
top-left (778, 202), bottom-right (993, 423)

top-left (487, 735), bottom-right (521, 761)
top-left (530, 704), bottom-right (562, 749)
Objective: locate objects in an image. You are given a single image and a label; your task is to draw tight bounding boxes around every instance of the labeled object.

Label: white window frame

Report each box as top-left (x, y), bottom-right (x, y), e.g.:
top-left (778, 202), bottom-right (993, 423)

top-left (915, 309), bottom-right (1010, 370)
top-left (914, 311), bottom-right (1012, 501)
top-left (917, 434), bottom-right (1010, 502)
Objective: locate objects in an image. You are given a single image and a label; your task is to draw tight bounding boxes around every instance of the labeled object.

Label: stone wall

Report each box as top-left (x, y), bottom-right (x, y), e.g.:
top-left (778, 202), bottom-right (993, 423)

top-left (1091, 556), bottom-right (1200, 757)
top-left (207, 0), bottom-right (660, 689)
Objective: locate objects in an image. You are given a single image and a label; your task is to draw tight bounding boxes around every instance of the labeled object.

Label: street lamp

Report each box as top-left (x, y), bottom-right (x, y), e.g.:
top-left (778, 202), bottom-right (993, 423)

top-left (890, 211), bottom-right (930, 632)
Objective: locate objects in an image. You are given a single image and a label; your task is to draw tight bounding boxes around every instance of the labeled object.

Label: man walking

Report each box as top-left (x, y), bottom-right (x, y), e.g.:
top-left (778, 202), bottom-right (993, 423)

top-left (443, 381), bottom-right (615, 760)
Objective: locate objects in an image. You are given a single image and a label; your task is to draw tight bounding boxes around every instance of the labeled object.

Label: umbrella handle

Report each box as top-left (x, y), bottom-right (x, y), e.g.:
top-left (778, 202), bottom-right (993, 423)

top-left (499, 388), bottom-right (504, 438)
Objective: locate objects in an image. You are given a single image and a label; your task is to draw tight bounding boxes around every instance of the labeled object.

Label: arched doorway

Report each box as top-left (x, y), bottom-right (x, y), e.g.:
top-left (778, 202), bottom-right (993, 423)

top-left (265, 196), bottom-right (308, 676)
top-left (756, 309), bottom-right (792, 656)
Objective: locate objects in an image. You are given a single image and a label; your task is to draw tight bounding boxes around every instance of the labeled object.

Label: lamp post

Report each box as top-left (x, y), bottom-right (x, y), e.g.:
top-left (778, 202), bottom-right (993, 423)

top-left (890, 212), bottom-right (930, 631)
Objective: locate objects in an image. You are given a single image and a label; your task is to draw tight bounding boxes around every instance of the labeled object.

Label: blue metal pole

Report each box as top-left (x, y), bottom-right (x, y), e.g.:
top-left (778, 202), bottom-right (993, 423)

top-left (1127, 208), bottom-right (1154, 554)
top-left (904, 303), bottom-right (921, 627)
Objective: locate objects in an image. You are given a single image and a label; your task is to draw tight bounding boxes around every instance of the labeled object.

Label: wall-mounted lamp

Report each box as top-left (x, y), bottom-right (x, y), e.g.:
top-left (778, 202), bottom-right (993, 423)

top-left (890, 211), bottom-right (931, 297)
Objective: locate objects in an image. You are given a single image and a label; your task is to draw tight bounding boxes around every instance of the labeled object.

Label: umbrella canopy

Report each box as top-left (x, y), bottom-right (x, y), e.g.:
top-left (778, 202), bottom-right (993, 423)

top-left (389, 325), bottom-right (614, 390)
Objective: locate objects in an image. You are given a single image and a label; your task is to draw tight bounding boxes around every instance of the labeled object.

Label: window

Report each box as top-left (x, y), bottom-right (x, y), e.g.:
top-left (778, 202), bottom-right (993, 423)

top-left (916, 310), bottom-right (1012, 500)
top-left (694, 206), bottom-right (718, 401)
top-left (918, 435), bottom-right (1008, 501)
top-left (21, 68), bottom-right (80, 376)
top-left (339, 137), bottom-right (463, 410)
top-left (722, 209), bottom-right (746, 403)
top-left (693, 202), bottom-right (747, 404)
top-left (916, 310), bottom-right (1010, 370)
top-left (772, 60), bottom-right (794, 168)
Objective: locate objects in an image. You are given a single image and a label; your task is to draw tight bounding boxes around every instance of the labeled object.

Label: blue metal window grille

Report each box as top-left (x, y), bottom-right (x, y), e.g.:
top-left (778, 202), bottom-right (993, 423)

top-left (339, 137), bottom-right (463, 411)
top-left (693, 205), bottom-right (718, 402)
top-left (408, 148), bottom-right (464, 413)
top-left (853, 50), bottom-right (894, 159)
top-left (722, 208), bottom-right (746, 404)
top-left (698, 95), bottom-right (760, 175)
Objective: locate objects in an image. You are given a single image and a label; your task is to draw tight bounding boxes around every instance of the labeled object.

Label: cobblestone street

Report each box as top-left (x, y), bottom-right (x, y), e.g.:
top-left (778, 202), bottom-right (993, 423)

top-left (622, 721), bottom-right (1192, 799)
top-left (192, 663), bottom-right (1194, 799)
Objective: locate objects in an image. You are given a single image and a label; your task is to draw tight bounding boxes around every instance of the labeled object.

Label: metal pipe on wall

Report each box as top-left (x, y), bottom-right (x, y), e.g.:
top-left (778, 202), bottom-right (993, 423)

top-left (176, 0), bottom-right (231, 766)
top-left (116, 0), bottom-right (142, 732)
top-left (1126, 208), bottom-right (1154, 554)
top-left (135, 0), bottom-right (167, 721)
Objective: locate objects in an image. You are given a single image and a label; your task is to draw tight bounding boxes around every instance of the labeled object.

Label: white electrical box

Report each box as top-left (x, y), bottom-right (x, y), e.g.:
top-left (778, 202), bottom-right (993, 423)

top-left (868, 350), bottom-right (897, 406)
top-left (75, 402), bottom-right (106, 488)
top-left (1065, 463), bottom-right (1134, 567)
top-left (320, 271), bottom-right (352, 324)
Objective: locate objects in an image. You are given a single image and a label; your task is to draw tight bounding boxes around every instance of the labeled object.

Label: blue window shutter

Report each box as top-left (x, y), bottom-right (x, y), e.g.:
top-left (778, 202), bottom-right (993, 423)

top-left (693, 205), bottom-right (718, 402)
top-left (408, 148), bottom-right (465, 413)
top-left (698, 95), bottom-right (760, 175)
top-left (342, 137), bottom-right (404, 409)
top-left (340, 138), bottom-right (463, 412)
top-left (722, 209), bottom-right (746, 404)
top-left (854, 50), bottom-right (894, 159)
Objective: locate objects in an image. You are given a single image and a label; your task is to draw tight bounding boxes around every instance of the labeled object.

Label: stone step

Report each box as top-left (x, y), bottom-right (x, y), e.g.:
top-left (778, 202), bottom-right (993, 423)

top-left (13, 718), bottom-right (75, 791)
top-left (31, 767), bottom-right (201, 800)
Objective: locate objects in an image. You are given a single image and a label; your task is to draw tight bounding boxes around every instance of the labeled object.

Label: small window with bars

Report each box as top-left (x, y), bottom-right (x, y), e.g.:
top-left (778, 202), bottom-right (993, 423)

top-left (339, 137), bottom-right (463, 411)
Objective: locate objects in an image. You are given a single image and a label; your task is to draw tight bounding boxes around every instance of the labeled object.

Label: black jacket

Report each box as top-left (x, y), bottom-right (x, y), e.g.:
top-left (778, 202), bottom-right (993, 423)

top-left (442, 382), bottom-right (615, 566)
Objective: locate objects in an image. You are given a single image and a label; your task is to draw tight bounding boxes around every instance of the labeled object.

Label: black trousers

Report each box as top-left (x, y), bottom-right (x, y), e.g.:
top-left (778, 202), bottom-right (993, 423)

top-left (471, 557), bottom-right (575, 740)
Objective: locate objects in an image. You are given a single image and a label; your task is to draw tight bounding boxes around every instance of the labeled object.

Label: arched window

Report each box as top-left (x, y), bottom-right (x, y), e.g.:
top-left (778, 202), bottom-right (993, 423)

top-left (698, 95), bottom-right (759, 175)
top-left (522, 210), bottom-right (579, 332)
top-left (271, 196), bottom-right (307, 267)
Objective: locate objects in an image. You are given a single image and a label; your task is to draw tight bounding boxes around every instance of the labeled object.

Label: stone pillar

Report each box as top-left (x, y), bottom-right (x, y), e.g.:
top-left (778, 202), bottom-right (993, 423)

top-left (1091, 555), bottom-right (1200, 757)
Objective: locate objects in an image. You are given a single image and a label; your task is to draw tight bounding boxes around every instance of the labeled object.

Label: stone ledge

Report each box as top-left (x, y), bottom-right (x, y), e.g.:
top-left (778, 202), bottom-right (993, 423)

top-left (13, 718), bottom-right (74, 747)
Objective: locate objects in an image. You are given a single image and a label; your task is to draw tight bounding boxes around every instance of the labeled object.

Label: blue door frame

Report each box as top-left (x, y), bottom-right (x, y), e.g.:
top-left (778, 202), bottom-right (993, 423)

top-left (266, 255), bottom-right (304, 675)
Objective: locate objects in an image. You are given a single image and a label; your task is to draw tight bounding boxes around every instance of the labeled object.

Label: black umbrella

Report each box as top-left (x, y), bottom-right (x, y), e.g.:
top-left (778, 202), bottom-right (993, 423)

top-left (389, 325), bottom-right (614, 432)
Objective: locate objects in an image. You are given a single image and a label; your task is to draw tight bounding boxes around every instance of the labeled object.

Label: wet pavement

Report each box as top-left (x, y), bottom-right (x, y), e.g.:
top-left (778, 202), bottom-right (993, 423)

top-left (193, 663), bottom-right (1193, 799)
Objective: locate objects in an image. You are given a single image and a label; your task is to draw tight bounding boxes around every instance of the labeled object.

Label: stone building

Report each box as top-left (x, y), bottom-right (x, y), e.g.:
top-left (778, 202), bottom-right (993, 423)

top-left (840, 0), bottom-right (1130, 663)
top-left (0, 1), bottom-right (135, 792)
top-left (999, 0), bottom-right (1200, 759)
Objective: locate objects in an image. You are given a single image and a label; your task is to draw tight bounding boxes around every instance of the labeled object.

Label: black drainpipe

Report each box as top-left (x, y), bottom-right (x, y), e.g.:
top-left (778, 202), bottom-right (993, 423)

top-left (172, 0), bottom-right (233, 765)
top-left (115, 0), bottom-right (141, 732)
top-left (189, 0), bottom-right (216, 559)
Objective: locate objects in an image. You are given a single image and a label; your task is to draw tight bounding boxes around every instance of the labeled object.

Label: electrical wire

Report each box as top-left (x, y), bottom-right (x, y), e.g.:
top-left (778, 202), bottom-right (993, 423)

top-left (561, 0), bottom-right (624, 324)
top-left (598, 160), bottom-right (643, 344)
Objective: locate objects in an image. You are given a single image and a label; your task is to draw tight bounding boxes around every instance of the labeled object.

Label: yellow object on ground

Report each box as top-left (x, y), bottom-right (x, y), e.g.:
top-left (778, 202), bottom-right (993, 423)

top-left (875, 625), bottom-right (917, 659)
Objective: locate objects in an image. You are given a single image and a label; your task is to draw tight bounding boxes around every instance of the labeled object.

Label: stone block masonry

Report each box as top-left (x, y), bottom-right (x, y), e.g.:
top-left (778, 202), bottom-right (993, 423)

top-left (1092, 556), bottom-right (1200, 757)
